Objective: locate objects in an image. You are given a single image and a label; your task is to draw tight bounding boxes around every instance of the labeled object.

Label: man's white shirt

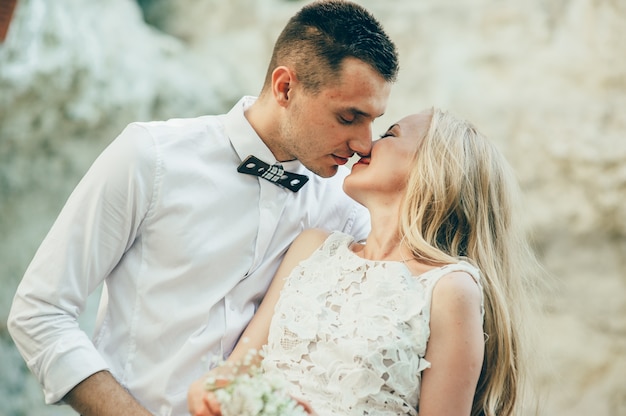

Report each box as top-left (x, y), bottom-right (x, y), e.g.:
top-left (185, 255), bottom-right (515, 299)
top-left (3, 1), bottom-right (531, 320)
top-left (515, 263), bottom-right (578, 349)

top-left (8, 96), bottom-right (370, 415)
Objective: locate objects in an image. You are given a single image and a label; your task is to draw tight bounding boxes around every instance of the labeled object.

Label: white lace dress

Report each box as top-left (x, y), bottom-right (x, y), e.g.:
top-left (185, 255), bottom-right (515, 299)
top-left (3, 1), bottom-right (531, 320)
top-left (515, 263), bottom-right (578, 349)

top-left (261, 232), bottom-right (483, 415)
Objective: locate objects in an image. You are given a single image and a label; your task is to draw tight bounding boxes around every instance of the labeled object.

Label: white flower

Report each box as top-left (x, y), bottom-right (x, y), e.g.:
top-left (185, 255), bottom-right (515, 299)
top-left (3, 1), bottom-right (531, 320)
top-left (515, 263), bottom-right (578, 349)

top-left (206, 365), bottom-right (308, 416)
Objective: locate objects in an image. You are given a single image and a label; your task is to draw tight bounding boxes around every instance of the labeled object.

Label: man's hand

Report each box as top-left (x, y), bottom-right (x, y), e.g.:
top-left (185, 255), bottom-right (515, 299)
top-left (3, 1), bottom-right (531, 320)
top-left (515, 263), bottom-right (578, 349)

top-left (64, 370), bottom-right (152, 415)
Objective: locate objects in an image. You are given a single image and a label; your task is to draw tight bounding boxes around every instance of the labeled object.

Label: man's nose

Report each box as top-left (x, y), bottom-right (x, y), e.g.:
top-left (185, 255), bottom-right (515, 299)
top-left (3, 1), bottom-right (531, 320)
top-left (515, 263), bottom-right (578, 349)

top-left (348, 126), bottom-right (373, 156)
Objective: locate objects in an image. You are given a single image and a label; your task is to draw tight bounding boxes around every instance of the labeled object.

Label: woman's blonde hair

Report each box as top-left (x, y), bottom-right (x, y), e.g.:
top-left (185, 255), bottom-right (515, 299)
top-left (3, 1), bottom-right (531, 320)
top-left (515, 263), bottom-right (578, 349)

top-left (400, 108), bottom-right (540, 416)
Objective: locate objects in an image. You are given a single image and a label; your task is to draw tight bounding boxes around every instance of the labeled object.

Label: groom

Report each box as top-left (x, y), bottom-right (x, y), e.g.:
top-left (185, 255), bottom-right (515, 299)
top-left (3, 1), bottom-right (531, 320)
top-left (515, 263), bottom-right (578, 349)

top-left (7, 1), bottom-right (399, 415)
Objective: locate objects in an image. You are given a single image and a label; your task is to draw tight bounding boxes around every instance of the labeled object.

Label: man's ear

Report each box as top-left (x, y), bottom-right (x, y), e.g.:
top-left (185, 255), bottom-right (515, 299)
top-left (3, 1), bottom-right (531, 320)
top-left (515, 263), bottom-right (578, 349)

top-left (271, 66), bottom-right (297, 108)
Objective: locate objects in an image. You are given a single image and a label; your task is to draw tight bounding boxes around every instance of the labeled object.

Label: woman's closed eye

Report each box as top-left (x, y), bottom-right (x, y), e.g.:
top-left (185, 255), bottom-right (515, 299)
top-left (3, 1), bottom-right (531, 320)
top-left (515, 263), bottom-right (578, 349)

top-left (379, 123), bottom-right (400, 139)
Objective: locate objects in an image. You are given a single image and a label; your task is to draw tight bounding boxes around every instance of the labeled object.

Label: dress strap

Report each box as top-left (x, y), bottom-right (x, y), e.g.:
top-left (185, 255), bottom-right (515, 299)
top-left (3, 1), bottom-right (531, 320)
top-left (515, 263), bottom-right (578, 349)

top-left (419, 261), bottom-right (485, 320)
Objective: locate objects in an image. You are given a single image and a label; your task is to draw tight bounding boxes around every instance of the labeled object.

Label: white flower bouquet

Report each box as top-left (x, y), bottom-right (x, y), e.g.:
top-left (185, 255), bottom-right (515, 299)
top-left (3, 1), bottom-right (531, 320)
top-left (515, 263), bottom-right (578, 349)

top-left (205, 348), bottom-right (309, 416)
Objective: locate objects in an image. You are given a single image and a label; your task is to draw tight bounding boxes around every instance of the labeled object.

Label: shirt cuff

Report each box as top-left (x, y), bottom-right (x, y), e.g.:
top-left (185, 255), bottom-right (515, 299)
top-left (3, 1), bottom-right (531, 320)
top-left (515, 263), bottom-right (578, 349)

top-left (27, 335), bottom-right (111, 405)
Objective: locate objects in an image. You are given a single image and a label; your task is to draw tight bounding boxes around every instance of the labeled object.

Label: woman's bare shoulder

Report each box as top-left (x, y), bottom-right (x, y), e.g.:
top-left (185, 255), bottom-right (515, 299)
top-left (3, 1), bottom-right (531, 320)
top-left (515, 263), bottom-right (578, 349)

top-left (432, 270), bottom-right (482, 315)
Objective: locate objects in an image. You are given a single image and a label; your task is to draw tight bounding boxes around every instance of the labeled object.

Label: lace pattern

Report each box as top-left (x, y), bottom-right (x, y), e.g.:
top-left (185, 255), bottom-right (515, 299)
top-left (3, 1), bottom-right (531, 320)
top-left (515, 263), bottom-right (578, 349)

top-left (262, 232), bottom-right (483, 415)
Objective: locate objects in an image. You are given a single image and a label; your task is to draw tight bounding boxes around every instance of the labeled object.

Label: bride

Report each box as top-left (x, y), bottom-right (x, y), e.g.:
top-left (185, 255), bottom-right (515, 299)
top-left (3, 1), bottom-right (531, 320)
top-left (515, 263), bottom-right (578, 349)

top-left (188, 108), bottom-right (539, 416)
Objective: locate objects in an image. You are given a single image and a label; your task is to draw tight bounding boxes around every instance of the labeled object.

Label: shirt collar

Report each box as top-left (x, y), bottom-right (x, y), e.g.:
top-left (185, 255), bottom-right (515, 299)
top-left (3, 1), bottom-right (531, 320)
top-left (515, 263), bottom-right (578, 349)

top-left (224, 96), bottom-right (307, 174)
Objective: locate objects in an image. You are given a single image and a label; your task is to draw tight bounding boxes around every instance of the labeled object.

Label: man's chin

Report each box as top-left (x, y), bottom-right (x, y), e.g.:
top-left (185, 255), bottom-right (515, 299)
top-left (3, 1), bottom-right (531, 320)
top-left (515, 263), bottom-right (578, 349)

top-left (307, 164), bottom-right (338, 178)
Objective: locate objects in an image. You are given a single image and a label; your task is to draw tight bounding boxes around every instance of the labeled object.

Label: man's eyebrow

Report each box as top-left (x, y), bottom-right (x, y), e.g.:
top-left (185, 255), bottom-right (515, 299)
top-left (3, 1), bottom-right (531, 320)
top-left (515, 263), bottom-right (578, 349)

top-left (346, 107), bottom-right (384, 119)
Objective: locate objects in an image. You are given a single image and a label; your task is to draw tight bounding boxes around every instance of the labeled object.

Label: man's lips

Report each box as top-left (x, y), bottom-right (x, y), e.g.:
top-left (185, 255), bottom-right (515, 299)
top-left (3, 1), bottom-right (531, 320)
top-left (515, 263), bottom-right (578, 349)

top-left (332, 155), bottom-right (350, 165)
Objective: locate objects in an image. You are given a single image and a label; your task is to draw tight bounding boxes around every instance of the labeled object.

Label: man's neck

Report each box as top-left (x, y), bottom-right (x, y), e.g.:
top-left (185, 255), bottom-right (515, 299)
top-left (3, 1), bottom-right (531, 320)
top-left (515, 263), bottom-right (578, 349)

top-left (245, 95), bottom-right (289, 162)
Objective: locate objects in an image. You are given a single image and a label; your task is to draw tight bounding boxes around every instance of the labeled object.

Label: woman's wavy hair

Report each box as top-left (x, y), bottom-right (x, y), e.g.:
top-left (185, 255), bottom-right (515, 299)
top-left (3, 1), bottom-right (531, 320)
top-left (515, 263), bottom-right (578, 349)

top-left (400, 108), bottom-right (540, 416)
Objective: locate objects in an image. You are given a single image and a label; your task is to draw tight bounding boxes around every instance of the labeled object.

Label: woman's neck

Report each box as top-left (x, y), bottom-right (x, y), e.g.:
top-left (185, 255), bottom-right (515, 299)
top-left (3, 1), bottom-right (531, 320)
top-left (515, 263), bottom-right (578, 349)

top-left (356, 201), bottom-right (410, 262)
top-left (355, 197), bottom-right (442, 275)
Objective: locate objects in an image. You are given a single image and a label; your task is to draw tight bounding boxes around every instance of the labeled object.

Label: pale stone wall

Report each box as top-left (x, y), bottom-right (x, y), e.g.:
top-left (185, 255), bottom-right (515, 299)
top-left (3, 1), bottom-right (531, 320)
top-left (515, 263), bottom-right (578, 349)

top-left (1, 0), bottom-right (624, 414)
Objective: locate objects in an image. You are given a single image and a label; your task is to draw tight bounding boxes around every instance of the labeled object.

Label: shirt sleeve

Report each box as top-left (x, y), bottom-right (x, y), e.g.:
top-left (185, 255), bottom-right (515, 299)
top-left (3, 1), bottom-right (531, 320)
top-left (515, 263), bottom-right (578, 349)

top-left (6, 123), bottom-right (158, 404)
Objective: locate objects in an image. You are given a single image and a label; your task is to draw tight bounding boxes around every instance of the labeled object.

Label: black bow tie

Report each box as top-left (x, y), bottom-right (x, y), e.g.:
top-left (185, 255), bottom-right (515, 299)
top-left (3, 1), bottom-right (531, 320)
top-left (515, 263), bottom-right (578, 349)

top-left (237, 155), bottom-right (309, 192)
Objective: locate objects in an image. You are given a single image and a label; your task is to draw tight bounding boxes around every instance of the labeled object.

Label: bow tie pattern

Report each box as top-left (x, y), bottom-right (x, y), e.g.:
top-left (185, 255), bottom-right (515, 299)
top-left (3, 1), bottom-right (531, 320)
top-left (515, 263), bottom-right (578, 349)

top-left (237, 155), bottom-right (309, 192)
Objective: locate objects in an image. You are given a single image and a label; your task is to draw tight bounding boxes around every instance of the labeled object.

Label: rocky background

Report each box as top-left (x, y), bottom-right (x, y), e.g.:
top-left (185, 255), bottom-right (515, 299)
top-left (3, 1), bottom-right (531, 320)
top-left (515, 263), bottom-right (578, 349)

top-left (0, 0), bottom-right (624, 415)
